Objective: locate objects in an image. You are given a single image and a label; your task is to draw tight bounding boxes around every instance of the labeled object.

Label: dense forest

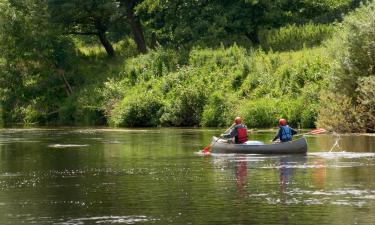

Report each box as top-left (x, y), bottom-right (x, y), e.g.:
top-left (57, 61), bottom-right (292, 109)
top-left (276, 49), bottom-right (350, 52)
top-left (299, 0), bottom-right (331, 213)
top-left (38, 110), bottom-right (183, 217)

top-left (0, 0), bottom-right (374, 133)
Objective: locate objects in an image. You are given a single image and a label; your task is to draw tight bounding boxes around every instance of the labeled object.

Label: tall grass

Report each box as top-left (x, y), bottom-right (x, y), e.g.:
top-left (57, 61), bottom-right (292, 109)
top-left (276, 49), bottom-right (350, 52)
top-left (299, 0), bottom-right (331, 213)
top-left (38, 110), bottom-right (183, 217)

top-left (99, 45), bottom-right (330, 128)
top-left (259, 23), bottom-right (335, 51)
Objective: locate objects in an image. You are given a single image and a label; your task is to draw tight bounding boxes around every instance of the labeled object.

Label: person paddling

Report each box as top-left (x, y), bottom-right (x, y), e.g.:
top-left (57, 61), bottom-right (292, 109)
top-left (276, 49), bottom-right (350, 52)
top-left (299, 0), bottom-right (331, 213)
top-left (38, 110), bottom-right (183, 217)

top-left (221, 116), bottom-right (248, 144)
top-left (272, 118), bottom-right (297, 142)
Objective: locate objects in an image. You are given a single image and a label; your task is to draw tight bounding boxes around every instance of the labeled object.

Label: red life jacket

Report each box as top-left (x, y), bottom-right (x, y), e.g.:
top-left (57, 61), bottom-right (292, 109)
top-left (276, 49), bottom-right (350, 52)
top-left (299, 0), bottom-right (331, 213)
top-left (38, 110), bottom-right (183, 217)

top-left (237, 127), bottom-right (248, 144)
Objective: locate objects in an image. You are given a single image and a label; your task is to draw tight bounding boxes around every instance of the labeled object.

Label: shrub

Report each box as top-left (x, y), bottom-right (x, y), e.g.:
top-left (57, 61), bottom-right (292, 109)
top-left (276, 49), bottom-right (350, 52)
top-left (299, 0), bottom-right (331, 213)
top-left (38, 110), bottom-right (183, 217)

top-left (160, 83), bottom-right (207, 126)
top-left (316, 2), bottom-right (375, 133)
top-left (109, 89), bottom-right (163, 127)
top-left (259, 23), bottom-right (335, 52)
top-left (121, 48), bottom-right (179, 84)
top-left (356, 76), bottom-right (375, 132)
top-left (239, 48), bottom-right (330, 99)
top-left (316, 91), bottom-right (364, 133)
top-left (238, 98), bottom-right (279, 128)
top-left (327, 1), bottom-right (375, 96)
top-left (200, 92), bottom-right (236, 127)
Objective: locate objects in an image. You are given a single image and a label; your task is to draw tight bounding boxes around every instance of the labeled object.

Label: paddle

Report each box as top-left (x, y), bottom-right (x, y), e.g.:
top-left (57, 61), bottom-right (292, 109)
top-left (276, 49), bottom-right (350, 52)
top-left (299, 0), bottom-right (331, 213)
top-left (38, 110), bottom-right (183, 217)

top-left (202, 123), bottom-right (235, 153)
top-left (294, 128), bottom-right (327, 137)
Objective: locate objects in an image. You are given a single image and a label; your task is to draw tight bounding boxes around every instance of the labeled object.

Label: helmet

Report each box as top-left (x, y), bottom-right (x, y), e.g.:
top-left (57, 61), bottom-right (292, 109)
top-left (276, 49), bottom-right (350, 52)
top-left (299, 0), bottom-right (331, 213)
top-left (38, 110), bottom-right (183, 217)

top-left (279, 118), bottom-right (287, 126)
top-left (234, 116), bottom-right (242, 124)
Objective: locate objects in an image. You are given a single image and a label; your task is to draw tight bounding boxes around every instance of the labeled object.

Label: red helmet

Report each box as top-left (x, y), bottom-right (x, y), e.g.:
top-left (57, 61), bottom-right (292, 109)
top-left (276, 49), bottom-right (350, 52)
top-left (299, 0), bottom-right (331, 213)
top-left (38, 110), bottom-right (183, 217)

top-left (279, 118), bottom-right (287, 126)
top-left (234, 116), bottom-right (242, 124)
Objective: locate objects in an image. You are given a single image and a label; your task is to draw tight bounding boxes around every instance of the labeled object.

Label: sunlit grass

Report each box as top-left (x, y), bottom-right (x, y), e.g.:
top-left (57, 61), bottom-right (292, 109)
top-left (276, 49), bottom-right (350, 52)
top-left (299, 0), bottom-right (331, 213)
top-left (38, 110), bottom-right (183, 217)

top-left (73, 38), bottom-right (138, 58)
top-left (259, 23), bottom-right (335, 51)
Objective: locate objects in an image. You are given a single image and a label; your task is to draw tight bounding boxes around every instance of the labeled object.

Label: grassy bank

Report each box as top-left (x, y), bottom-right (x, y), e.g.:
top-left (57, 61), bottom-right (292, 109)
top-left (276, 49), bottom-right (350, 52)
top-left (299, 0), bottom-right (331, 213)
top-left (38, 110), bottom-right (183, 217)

top-left (1, 1), bottom-right (374, 132)
top-left (67, 45), bottom-right (330, 128)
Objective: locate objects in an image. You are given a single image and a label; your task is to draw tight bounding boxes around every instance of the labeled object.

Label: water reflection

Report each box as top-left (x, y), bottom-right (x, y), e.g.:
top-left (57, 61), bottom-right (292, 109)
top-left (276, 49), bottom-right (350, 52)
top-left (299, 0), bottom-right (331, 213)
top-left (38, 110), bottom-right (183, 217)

top-left (235, 156), bottom-right (248, 199)
top-left (312, 158), bottom-right (327, 190)
top-left (278, 156), bottom-right (308, 200)
top-left (307, 134), bottom-right (375, 152)
top-left (0, 128), bottom-right (374, 225)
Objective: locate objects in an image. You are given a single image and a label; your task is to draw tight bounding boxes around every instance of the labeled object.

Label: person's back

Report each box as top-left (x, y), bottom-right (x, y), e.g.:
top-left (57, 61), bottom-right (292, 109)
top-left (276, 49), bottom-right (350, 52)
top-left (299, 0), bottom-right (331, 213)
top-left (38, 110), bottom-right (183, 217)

top-left (279, 125), bottom-right (293, 142)
top-left (222, 117), bottom-right (248, 144)
top-left (273, 119), bottom-right (297, 142)
top-left (233, 123), bottom-right (248, 144)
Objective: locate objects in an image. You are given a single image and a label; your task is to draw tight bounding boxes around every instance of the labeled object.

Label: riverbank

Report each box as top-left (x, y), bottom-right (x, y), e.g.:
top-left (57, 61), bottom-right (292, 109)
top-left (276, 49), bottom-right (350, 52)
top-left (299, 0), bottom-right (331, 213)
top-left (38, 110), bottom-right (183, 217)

top-left (1, 2), bottom-right (374, 133)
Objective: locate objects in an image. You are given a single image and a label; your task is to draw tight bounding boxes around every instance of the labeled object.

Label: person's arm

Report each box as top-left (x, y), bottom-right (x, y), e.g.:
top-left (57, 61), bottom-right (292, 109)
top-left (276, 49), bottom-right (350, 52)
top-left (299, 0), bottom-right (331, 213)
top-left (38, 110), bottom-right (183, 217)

top-left (291, 128), bottom-right (297, 135)
top-left (272, 128), bottom-right (281, 142)
top-left (222, 127), bottom-right (237, 138)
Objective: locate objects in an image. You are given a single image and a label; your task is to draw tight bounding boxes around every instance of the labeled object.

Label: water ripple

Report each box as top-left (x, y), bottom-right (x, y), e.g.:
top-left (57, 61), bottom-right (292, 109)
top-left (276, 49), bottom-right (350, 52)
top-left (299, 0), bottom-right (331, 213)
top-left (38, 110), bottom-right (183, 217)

top-left (48, 144), bottom-right (90, 148)
top-left (309, 152), bottom-right (375, 159)
top-left (56, 215), bottom-right (157, 225)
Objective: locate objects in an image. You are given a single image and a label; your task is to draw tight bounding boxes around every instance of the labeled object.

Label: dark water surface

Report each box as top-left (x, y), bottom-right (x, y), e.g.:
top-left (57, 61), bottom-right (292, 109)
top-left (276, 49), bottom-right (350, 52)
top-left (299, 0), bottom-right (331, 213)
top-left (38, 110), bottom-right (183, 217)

top-left (0, 128), bottom-right (374, 225)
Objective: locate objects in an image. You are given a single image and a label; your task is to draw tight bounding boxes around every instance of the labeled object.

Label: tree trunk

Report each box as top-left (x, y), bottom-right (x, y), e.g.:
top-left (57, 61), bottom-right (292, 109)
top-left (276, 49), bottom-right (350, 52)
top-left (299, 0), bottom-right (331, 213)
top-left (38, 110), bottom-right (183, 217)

top-left (247, 26), bottom-right (259, 45)
top-left (97, 30), bottom-right (116, 57)
top-left (150, 32), bottom-right (158, 49)
top-left (127, 8), bottom-right (147, 54)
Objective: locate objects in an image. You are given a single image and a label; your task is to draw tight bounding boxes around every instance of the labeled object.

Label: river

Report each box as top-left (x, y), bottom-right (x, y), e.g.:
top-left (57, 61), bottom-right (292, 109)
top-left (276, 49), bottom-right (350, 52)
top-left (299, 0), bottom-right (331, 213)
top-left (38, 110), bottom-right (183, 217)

top-left (0, 128), bottom-right (374, 225)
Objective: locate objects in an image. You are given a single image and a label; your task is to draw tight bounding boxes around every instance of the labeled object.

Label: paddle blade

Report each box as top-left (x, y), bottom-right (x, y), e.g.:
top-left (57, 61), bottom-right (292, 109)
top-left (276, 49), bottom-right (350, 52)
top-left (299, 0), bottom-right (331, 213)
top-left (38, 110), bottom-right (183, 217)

top-left (309, 128), bottom-right (327, 135)
top-left (202, 144), bottom-right (211, 153)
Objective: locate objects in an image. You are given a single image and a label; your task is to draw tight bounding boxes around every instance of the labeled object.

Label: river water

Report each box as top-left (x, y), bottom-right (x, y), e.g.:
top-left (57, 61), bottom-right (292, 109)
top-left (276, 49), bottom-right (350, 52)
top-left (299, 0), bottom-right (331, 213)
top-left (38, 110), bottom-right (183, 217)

top-left (0, 128), bottom-right (374, 225)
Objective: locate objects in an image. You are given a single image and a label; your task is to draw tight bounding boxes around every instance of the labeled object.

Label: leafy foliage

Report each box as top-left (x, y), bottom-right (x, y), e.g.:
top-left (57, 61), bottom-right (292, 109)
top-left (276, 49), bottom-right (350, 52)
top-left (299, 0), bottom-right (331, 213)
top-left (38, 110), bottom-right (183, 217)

top-left (259, 23), bottom-right (335, 51)
top-left (0, 0), bottom-right (79, 124)
top-left (317, 1), bottom-right (375, 133)
top-left (328, 1), bottom-right (375, 96)
top-left (356, 76), bottom-right (375, 132)
top-left (0, 0), bottom-right (372, 132)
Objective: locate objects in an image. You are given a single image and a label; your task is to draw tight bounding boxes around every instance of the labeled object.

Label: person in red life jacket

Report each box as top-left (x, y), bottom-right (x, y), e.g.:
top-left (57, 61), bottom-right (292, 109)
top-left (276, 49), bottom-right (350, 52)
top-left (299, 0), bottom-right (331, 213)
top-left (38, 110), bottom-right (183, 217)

top-left (272, 118), bottom-right (297, 142)
top-left (221, 116), bottom-right (248, 144)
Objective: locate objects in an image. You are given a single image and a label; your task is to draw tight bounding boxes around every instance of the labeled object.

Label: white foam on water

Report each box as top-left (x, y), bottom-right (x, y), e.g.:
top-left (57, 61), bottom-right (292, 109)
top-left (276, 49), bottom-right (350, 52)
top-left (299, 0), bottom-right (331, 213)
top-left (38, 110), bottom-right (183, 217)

top-left (48, 144), bottom-right (89, 148)
top-left (194, 151), bottom-right (210, 156)
top-left (309, 152), bottom-right (375, 159)
top-left (0, 138), bottom-right (40, 144)
top-left (331, 200), bottom-right (367, 207)
top-left (56, 215), bottom-right (157, 225)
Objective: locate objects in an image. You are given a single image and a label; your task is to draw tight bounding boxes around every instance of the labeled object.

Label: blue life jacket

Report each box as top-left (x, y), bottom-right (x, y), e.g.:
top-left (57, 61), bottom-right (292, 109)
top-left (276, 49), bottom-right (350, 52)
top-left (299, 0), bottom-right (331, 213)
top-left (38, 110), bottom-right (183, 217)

top-left (280, 125), bottom-right (292, 142)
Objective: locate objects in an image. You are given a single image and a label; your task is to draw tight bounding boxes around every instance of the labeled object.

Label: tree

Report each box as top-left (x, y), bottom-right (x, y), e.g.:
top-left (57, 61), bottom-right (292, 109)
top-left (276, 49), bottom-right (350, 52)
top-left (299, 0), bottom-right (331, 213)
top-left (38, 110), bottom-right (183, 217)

top-left (0, 0), bottom-right (78, 123)
top-left (119, 0), bottom-right (147, 53)
top-left (47, 0), bottom-right (118, 57)
top-left (137, 0), bottom-right (355, 49)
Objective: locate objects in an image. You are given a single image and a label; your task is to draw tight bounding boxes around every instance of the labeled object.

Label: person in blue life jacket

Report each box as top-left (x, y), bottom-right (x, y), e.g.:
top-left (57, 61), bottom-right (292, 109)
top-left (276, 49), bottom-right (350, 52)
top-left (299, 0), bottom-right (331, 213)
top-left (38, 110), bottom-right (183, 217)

top-left (221, 116), bottom-right (248, 144)
top-left (272, 118), bottom-right (297, 142)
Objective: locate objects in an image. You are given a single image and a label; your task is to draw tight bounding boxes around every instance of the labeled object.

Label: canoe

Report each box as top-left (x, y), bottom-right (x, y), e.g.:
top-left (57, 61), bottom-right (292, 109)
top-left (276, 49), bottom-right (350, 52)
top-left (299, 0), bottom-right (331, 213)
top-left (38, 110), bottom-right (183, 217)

top-left (210, 136), bottom-right (308, 154)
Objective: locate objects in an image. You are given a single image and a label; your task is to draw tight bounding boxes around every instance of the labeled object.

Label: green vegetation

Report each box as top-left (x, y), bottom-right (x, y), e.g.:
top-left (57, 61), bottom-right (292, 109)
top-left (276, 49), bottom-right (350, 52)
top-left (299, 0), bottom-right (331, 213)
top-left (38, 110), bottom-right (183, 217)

top-left (259, 23), bottom-right (335, 51)
top-left (317, 1), bottom-right (375, 132)
top-left (0, 0), bottom-right (374, 133)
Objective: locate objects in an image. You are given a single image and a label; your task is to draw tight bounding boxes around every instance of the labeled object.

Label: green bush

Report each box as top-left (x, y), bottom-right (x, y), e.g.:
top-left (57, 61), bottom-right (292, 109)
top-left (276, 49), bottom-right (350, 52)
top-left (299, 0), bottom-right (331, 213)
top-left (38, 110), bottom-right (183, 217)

top-left (200, 92), bottom-right (236, 127)
top-left (238, 98), bottom-right (279, 128)
top-left (316, 2), bottom-right (375, 133)
top-left (237, 96), bottom-right (319, 129)
top-left (316, 91), bottom-right (364, 133)
top-left (160, 82), bottom-right (207, 126)
top-left (109, 89), bottom-right (163, 127)
top-left (98, 45), bottom-right (329, 128)
top-left (239, 48), bottom-right (330, 99)
top-left (356, 76), bottom-right (375, 132)
top-left (121, 48), bottom-right (179, 84)
top-left (327, 1), bottom-right (375, 96)
top-left (259, 23), bottom-right (335, 51)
